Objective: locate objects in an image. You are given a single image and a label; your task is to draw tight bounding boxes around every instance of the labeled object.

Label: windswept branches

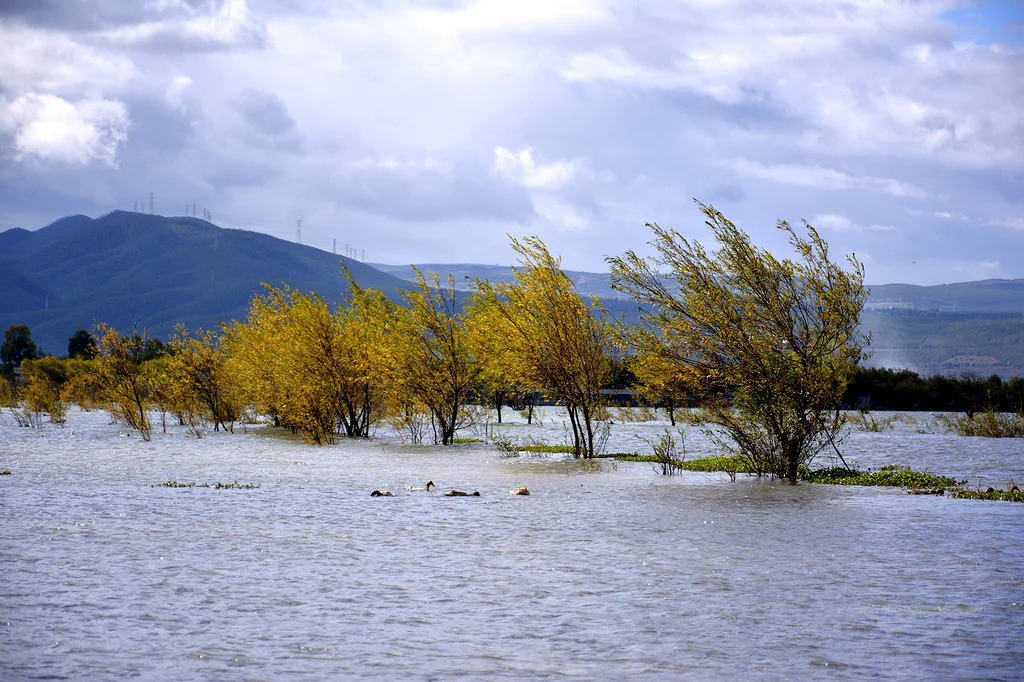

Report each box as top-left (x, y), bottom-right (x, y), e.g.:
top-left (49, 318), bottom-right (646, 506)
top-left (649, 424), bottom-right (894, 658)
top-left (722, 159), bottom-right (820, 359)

top-left (608, 202), bottom-right (869, 480)
top-left (475, 236), bottom-right (614, 458)
top-left (397, 269), bottom-right (481, 445)
top-left (94, 324), bottom-right (154, 441)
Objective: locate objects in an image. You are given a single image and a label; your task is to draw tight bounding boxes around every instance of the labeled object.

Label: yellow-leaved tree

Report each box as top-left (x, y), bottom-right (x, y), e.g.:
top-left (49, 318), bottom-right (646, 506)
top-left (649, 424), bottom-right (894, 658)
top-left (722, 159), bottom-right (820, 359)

top-left (396, 270), bottom-right (481, 445)
top-left (223, 285), bottom-right (292, 430)
top-left (630, 351), bottom-right (694, 426)
top-left (608, 203), bottom-right (868, 481)
top-left (162, 326), bottom-right (239, 435)
top-left (94, 324), bottom-right (154, 441)
top-left (475, 236), bottom-right (614, 458)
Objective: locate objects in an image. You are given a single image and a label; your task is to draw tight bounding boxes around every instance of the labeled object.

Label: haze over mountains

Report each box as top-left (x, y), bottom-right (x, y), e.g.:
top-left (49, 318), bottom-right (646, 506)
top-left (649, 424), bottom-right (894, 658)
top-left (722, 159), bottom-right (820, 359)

top-left (2, 213), bottom-right (1024, 377)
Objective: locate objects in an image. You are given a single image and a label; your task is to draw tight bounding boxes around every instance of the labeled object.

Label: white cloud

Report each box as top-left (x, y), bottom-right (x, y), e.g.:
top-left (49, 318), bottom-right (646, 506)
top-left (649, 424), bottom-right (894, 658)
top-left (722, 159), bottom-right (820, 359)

top-left (531, 195), bottom-right (588, 230)
top-left (164, 75), bottom-right (194, 111)
top-left (0, 24), bottom-right (137, 97)
top-left (0, 94), bottom-right (130, 166)
top-left (493, 147), bottom-right (586, 190)
top-left (732, 159), bottom-right (928, 198)
top-left (2, 0), bottom-right (1023, 285)
top-left (908, 208), bottom-right (971, 221)
top-left (351, 156), bottom-right (447, 172)
top-left (990, 216), bottom-right (1024, 231)
top-left (562, 2), bottom-right (1024, 170)
top-left (96, 0), bottom-right (267, 51)
top-left (812, 214), bottom-right (858, 231)
top-left (426, 0), bottom-right (609, 34)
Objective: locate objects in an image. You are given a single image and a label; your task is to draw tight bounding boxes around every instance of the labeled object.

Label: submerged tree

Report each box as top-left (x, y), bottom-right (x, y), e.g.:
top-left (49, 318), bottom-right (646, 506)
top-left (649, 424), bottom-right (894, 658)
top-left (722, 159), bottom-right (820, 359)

top-left (630, 351), bottom-right (692, 426)
top-left (94, 324), bottom-right (153, 441)
top-left (608, 203), bottom-right (868, 481)
top-left (397, 270), bottom-right (481, 445)
top-left (163, 326), bottom-right (239, 434)
top-left (475, 236), bottom-right (614, 458)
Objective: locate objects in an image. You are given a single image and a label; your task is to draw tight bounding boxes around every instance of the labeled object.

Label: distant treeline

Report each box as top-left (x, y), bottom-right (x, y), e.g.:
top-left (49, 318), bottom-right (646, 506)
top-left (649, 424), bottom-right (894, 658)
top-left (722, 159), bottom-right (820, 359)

top-left (843, 367), bottom-right (1024, 414)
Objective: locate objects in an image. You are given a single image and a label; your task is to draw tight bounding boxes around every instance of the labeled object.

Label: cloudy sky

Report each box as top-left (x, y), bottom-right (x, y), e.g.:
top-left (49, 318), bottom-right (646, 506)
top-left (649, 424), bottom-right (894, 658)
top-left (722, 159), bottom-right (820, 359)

top-left (1, 0), bottom-right (1022, 284)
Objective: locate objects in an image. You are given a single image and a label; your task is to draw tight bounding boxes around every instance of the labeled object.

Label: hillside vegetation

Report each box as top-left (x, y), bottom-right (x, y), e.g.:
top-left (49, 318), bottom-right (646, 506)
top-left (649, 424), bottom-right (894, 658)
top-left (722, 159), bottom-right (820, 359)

top-left (0, 212), bottom-right (407, 354)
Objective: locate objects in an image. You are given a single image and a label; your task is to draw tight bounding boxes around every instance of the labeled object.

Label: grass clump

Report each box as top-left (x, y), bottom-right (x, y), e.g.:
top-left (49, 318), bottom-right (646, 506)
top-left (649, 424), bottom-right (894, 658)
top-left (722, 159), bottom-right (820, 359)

top-left (518, 443), bottom-right (576, 454)
top-left (938, 410), bottom-right (1024, 438)
top-left (801, 465), bottom-right (962, 489)
top-left (452, 437), bottom-right (484, 444)
top-left (677, 455), bottom-right (753, 474)
top-left (154, 480), bottom-right (260, 489)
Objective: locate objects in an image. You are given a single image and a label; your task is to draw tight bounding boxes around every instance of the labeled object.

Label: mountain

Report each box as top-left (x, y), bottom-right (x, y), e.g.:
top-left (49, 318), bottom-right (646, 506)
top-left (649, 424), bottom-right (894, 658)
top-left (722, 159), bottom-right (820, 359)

top-left (0, 211), bottom-right (408, 355)
top-left (866, 280), bottom-right (1024, 313)
top-left (3, 216), bottom-right (1023, 377)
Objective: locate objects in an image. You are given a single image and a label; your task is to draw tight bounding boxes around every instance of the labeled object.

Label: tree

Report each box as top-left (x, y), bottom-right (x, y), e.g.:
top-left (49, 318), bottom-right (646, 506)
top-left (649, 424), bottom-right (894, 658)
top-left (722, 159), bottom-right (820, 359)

top-left (475, 237), bottom-right (614, 458)
top-left (94, 324), bottom-right (153, 441)
top-left (162, 326), bottom-right (239, 435)
top-left (608, 203), bottom-right (868, 481)
top-left (68, 329), bottom-right (98, 359)
top-left (2, 324), bottom-right (38, 368)
top-left (630, 351), bottom-right (691, 425)
top-left (397, 270), bottom-right (481, 445)
top-left (20, 357), bottom-right (70, 425)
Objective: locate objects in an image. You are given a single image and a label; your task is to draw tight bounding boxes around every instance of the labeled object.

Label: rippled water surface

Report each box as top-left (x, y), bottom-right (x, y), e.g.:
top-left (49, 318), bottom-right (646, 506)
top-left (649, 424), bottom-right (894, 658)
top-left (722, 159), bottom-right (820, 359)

top-left (2, 409), bottom-right (1023, 680)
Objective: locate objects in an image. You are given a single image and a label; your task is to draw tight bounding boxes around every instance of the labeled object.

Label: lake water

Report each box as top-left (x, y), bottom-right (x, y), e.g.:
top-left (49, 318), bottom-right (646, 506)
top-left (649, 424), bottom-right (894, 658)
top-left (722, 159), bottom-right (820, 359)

top-left (2, 408), bottom-right (1022, 680)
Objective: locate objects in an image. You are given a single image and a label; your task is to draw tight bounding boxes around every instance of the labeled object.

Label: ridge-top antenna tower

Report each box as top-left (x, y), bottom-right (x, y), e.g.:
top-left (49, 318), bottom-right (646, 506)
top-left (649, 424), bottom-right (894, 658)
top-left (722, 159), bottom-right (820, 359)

top-left (297, 220), bottom-right (302, 245)
top-left (149, 192), bottom-right (154, 215)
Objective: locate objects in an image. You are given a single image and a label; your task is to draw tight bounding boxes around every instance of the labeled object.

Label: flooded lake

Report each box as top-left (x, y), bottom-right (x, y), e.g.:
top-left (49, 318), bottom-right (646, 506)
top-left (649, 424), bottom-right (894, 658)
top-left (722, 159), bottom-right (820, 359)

top-left (2, 408), bottom-right (1022, 679)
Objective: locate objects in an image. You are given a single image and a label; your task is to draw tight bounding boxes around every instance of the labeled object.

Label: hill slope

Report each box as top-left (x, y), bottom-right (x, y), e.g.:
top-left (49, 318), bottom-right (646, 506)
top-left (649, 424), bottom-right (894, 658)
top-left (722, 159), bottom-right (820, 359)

top-left (0, 211), bottom-right (408, 355)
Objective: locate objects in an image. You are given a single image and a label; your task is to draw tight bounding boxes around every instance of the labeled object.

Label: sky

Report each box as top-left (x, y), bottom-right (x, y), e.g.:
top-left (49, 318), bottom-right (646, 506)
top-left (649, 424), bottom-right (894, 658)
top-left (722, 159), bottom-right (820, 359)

top-left (1, 0), bottom-right (1022, 285)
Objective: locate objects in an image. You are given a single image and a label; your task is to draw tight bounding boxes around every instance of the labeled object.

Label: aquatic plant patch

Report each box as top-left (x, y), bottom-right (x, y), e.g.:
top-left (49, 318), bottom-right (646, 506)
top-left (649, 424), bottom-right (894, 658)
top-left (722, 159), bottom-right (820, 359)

top-left (801, 465), bottom-right (962, 489)
top-left (153, 480), bottom-right (261, 489)
top-left (518, 443), bottom-right (576, 454)
top-left (948, 488), bottom-right (1024, 503)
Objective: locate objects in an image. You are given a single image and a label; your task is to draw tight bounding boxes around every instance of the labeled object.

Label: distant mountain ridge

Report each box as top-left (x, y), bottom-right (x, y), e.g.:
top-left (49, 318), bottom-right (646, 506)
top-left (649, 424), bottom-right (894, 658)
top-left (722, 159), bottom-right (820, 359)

top-left (2, 215), bottom-right (1023, 376)
top-left (372, 262), bottom-right (1024, 312)
top-left (372, 263), bottom-right (1024, 378)
top-left (0, 211), bottom-right (408, 355)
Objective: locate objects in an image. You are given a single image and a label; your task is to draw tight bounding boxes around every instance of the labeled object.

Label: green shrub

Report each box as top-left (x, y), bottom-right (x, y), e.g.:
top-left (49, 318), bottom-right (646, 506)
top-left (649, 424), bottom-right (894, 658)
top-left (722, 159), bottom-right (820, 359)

top-left (938, 410), bottom-right (1024, 438)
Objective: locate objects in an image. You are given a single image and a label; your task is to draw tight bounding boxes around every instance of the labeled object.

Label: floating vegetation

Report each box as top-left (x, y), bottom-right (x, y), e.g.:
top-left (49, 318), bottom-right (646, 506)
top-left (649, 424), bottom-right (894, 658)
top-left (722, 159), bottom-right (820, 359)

top-left (452, 438), bottom-right (484, 444)
top-left (949, 488), bottom-right (1024, 503)
top-left (490, 434), bottom-right (576, 457)
top-left (679, 455), bottom-right (750, 474)
top-left (153, 480), bottom-right (260, 489)
top-left (518, 443), bottom-right (575, 454)
top-left (800, 465), bottom-right (962, 489)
